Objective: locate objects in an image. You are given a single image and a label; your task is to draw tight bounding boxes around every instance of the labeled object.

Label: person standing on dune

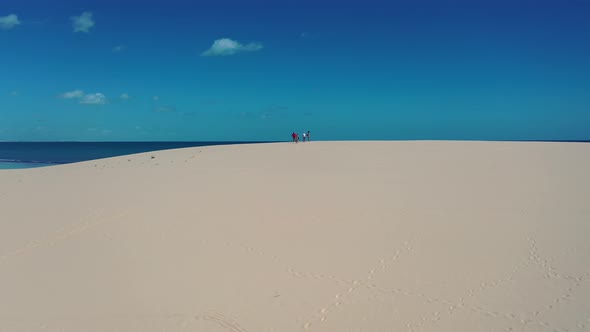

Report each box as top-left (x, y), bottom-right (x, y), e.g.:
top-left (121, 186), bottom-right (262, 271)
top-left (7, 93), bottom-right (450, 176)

top-left (307, 130), bottom-right (311, 141)
top-left (292, 132), bottom-right (297, 143)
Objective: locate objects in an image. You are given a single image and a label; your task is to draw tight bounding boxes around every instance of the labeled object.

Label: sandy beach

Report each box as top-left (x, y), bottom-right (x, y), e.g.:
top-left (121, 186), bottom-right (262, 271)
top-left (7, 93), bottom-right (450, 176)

top-left (0, 141), bottom-right (589, 332)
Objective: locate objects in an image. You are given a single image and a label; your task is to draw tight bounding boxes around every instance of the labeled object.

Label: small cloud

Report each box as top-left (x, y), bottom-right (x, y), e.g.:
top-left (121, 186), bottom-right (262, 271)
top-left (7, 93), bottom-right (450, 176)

top-left (80, 93), bottom-right (106, 105)
top-left (112, 45), bottom-right (126, 52)
top-left (60, 89), bottom-right (85, 99)
top-left (153, 96), bottom-right (159, 101)
top-left (101, 129), bottom-right (112, 135)
top-left (60, 90), bottom-right (106, 104)
top-left (87, 128), bottom-right (97, 132)
top-left (9, 91), bottom-right (18, 96)
top-left (201, 38), bottom-right (263, 56)
top-left (154, 105), bottom-right (176, 112)
top-left (135, 125), bottom-right (141, 130)
top-left (71, 11), bottom-right (94, 33)
top-left (120, 93), bottom-right (130, 99)
top-left (0, 14), bottom-right (20, 30)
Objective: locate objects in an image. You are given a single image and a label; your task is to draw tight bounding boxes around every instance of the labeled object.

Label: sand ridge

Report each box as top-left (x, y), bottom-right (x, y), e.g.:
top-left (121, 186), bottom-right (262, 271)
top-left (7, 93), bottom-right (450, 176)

top-left (0, 141), bottom-right (589, 331)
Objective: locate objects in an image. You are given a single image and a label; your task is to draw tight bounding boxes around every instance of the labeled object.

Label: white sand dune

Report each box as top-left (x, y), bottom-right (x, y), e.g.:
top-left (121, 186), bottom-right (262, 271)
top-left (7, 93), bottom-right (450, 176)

top-left (1, 141), bottom-right (589, 331)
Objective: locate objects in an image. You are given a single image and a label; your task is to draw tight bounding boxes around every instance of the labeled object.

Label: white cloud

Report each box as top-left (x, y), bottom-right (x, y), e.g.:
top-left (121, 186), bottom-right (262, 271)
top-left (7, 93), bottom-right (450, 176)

top-left (112, 45), bottom-right (126, 52)
top-left (60, 90), bottom-right (107, 104)
top-left (60, 90), bottom-right (85, 99)
top-left (153, 96), bottom-right (159, 101)
top-left (120, 93), bottom-right (130, 99)
top-left (201, 38), bottom-right (263, 56)
top-left (0, 14), bottom-right (20, 30)
top-left (71, 11), bottom-right (95, 33)
top-left (80, 93), bottom-right (106, 104)
top-left (10, 91), bottom-right (18, 96)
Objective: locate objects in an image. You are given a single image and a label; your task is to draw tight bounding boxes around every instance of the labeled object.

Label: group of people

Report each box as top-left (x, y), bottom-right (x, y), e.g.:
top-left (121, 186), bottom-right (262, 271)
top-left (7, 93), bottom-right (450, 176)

top-left (291, 131), bottom-right (311, 143)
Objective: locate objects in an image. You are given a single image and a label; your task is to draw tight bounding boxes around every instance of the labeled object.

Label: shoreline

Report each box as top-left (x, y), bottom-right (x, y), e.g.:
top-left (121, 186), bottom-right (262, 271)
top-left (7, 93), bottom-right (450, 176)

top-left (0, 141), bottom-right (274, 169)
top-left (1, 139), bottom-right (590, 170)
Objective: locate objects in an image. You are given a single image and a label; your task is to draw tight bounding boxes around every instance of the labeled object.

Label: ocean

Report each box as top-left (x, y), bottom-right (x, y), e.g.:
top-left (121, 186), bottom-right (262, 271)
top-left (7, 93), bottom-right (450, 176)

top-left (0, 142), bottom-right (265, 169)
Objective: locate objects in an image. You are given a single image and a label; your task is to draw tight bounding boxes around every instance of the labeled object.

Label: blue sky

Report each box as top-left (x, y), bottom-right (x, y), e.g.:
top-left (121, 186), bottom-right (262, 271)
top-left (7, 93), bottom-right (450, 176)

top-left (1, 0), bottom-right (589, 141)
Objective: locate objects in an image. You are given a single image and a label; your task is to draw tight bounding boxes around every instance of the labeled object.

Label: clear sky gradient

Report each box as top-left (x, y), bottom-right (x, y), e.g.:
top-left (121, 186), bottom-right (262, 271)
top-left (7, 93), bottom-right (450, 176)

top-left (1, 0), bottom-right (589, 141)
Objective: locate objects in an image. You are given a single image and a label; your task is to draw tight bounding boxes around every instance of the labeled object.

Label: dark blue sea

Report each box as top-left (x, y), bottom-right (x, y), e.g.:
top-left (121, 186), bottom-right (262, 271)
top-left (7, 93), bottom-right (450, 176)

top-left (0, 142), bottom-right (266, 169)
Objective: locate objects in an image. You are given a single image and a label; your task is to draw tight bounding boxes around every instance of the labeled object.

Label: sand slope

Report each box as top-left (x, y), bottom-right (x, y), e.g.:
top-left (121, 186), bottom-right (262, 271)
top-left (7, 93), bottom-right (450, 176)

top-left (1, 141), bottom-right (589, 332)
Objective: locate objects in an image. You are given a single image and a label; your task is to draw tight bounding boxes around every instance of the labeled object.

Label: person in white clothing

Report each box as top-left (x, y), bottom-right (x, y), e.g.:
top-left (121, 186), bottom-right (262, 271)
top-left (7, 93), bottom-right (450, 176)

top-left (302, 131), bottom-right (307, 142)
